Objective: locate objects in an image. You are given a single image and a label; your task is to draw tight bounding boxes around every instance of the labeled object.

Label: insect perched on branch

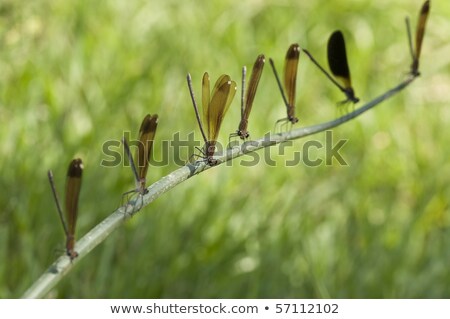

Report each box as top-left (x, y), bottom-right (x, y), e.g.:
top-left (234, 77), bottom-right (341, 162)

top-left (269, 43), bottom-right (301, 124)
top-left (48, 158), bottom-right (83, 261)
top-left (232, 54), bottom-right (265, 140)
top-left (122, 114), bottom-right (158, 211)
top-left (303, 30), bottom-right (359, 104)
top-left (405, 0), bottom-right (431, 76)
top-left (187, 72), bottom-right (236, 165)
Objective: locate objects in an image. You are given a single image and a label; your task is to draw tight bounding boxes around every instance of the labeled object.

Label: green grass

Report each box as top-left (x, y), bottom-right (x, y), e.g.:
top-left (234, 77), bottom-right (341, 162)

top-left (1, 0), bottom-right (450, 298)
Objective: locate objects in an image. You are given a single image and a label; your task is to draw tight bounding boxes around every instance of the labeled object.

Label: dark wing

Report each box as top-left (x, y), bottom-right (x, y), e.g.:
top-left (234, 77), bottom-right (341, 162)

top-left (327, 30), bottom-right (352, 89)
top-left (208, 74), bottom-right (236, 143)
top-left (65, 158), bottom-right (83, 238)
top-left (415, 0), bottom-right (430, 62)
top-left (283, 44), bottom-right (300, 110)
top-left (135, 114), bottom-right (158, 182)
top-left (243, 54), bottom-right (265, 121)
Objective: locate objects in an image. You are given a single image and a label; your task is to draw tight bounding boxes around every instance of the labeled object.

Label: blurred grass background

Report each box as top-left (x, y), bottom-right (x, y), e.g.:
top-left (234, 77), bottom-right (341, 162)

top-left (1, 0), bottom-right (449, 298)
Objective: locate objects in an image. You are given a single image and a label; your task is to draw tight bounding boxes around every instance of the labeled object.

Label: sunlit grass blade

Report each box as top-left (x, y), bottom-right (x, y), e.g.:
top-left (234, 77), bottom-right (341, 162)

top-left (48, 158), bottom-right (83, 261)
top-left (236, 54), bottom-right (265, 139)
top-left (269, 44), bottom-right (300, 124)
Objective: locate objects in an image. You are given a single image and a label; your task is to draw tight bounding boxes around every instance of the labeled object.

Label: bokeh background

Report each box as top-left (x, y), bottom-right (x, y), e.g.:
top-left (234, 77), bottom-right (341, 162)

top-left (1, 0), bottom-right (449, 298)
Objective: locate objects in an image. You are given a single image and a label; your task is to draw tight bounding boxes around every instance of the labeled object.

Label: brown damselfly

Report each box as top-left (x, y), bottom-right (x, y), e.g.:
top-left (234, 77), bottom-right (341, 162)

top-left (122, 114), bottom-right (158, 210)
top-left (269, 43), bottom-right (300, 124)
top-left (232, 54), bottom-right (265, 140)
top-left (48, 158), bottom-right (83, 261)
top-left (405, 0), bottom-right (430, 76)
top-left (187, 72), bottom-right (236, 165)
